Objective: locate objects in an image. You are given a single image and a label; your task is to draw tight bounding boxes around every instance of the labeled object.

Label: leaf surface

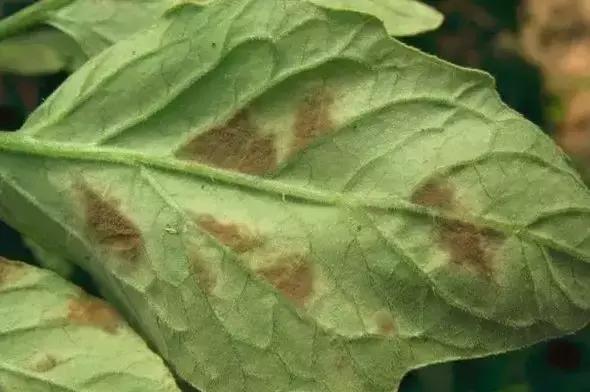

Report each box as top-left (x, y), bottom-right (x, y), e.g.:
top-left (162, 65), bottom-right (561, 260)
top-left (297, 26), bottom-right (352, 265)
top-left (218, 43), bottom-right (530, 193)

top-left (0, 257), bottom-right (180, 392)
top-left (0, 0), bottom-right (589, 391)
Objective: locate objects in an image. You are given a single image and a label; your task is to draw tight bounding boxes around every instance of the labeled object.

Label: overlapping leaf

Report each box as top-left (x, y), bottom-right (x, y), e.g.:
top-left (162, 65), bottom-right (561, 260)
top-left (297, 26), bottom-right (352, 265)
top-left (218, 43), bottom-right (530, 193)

top-left (0, 0), bottom-right (175, 75)
top-left (0, 257), bottom-right (180, 391)
top-left (0, 0), bottom-right (589, 391)
top-left (0, 0), bottom-right (442, 75)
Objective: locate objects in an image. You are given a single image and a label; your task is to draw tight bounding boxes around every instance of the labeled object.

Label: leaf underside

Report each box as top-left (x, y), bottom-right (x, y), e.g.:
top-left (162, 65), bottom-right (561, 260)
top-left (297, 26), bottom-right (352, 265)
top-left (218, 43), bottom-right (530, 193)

top-left (0, 0), bottom-right (588, 391)
top-left (0, 257), bottom-right (179, 392)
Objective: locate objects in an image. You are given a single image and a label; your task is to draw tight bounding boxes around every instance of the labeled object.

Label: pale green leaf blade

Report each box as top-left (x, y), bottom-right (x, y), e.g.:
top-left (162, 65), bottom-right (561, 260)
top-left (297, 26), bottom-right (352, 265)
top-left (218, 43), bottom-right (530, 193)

top-left (306, 0), bottom-right (443, 36)
top-left (0, 0), bottom-right (589, 391)
top-left (0, 257), bottom-right (180, 392)
top-left (0, 0), bottom-right (174, 74)
top-left (0, 28), bottom-right (85, 75)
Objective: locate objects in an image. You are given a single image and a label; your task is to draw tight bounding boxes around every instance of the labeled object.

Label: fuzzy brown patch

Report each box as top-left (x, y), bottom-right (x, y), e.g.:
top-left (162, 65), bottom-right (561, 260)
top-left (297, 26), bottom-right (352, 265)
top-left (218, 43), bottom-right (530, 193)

top-left (291, 87), bottom-right (335, 154)
top-left (257, 255), bottom-right (313, 306)
top-left (411, 179), bottom-right (455, 210)
top-left (176, 111), bottom-right (277, 175)
top-left (190, 253), bottom-right (217, 295)
top-left (0, 257), bottom-right (25, 285)
top-left (78, 183), bottom-right (142, 261)
top-left (67, 295), bottom-right (121, 334)
top-left (436, 219), bottom-right (503, 277)
top-left (373, 310), bottom-right (396, 337)
top-left (196, 214), bottom-right (261, 253)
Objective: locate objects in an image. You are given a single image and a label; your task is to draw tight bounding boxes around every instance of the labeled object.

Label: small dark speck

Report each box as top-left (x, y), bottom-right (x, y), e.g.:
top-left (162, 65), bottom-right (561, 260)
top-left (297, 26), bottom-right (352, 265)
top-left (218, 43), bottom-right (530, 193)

top-left (356, 225), bottom-right (362, 232)
top-left (201, 185), bottom-right (205, 190)
top-left (211, 42), bottom-right (217, 48)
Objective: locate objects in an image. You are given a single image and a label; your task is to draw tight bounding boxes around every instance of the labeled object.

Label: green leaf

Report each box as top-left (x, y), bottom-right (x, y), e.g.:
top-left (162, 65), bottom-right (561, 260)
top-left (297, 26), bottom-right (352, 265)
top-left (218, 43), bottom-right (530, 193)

top-left (0, 257), bottom-right (180, 391)
top-left (0, 0), bottom-right (589, 390)
top-left (0, 0), bottom-right (174, 75)
top-left (306, 0), bottom-right (443, 36)
top-left (0, 28), bottom-right (85, 75)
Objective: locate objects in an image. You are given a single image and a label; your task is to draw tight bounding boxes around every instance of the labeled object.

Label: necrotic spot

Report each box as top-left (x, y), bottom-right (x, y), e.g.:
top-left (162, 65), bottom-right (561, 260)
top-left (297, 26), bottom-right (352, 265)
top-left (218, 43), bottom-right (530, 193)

top-left (256, 254), bottom-right (313, 306)
top-left (436, 218), bottom-right (504, 277)
top-left (291, 87), bottom-right (334, 154)
top-left (176, 110), bottom-right (277, 175)
top-left (78, 183), bottom-right (142, 261)
top-left (67, 295), bottom-right (121, 334)
top-left (411, 179), bottom-right (455, 210)
top-left (196, 214), bottom-right (261, 253)
top-left (190, 252), bottom-right (216, 295)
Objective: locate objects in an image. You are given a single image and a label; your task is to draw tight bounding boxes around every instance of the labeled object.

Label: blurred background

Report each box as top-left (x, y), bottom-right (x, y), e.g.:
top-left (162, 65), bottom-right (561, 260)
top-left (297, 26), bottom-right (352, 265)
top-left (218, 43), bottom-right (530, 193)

top-left (1, 0), bottom-right (590, 391)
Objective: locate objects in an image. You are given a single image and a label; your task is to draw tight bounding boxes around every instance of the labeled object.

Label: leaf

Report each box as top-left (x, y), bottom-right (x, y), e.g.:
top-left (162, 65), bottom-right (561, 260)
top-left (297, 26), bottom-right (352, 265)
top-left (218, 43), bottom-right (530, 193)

top-left (24, 237), bottom-right (75, 279)
top-left (306, 0), bottom-right (443, 36)
top-left (0, 0), bottom-right (589, 390)
top-left (0, 28), bottom-right (85, 75)
top-left (0, 257), bottom-right (180, 392)
top-left (0, 0), bottom-right (175, 75)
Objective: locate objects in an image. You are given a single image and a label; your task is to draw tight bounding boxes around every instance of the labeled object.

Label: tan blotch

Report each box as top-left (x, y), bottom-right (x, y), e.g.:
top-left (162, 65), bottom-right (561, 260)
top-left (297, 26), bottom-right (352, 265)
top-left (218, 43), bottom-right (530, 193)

top-left (291, 87), bottom-right (335, 154)
top-left (67, 295), bottom-right (121, 334)
top-left (78, 183), bottom-right (143, 261)
top-left (373, 309), bottom-right (396, 337)
top-left (196, 214), bottom-right (262, 253)
top-left (176, 110), bottom-right (277, 175)
top-left (190, 252), bottom-right (217, 295)
top-left (411, 179), bottom-right (455, 210)
top-left (257, 254), bottom-right (314, 306)
top-left (436, 219), bottom-right (503, 277)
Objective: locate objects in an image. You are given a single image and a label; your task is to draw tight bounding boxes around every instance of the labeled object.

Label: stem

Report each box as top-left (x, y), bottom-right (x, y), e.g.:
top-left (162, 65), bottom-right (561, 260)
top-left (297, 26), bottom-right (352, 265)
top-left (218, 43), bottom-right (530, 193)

top-left (0, 0), bottom-right (73, 40)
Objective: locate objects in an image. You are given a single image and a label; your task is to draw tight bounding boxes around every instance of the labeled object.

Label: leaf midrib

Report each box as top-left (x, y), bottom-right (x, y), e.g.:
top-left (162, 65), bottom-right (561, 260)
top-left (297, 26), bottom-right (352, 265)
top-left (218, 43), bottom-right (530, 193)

top-left (0, 134), bottom-right (587, 261)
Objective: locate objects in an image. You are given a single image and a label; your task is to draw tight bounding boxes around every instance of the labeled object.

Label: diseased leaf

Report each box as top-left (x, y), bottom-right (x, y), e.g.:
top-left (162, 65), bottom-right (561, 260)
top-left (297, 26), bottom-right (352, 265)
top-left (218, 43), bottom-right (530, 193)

top-left (0, 257), bottom-right (180, 392)
top-left (0, 0), bottom-right (589, 391)
top-left (0, 0), bottom-right (175, 75)
top-left (306, 0), bottom-right (443, 36)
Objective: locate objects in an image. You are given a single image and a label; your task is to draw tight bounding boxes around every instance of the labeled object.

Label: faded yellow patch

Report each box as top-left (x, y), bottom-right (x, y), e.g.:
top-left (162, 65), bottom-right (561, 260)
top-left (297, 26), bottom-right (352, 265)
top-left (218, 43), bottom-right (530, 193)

top-left (67, 295), bottom-right (121, 334)
top-left (77, 182), bottom-right (143, 261)
top-left (176, 111), bottom-right (277, 175)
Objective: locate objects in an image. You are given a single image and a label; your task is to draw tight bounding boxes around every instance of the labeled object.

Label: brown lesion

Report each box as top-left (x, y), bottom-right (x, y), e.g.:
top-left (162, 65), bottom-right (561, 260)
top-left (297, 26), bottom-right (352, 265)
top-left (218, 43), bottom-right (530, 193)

top-left (189, 252), bottom-right (217, 295)
top-left (196, 214), bottom-right (262, 253)
top-left (411, 177), bottom-right (505, 277)
top-left (67, 295), bottom-right (121, 334)
top-left (77, 183), bottom-right (143, 261)
top-left (176, 110), bottom-right (277, 175)
top-left (411, 179), bottom-right (456, 210)
top-left (436, 218), bottom-right (503, 277)
top-left (256, 254), bottom-right (314, 307)
top-left (291, 87), bottom-right (335, 155)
